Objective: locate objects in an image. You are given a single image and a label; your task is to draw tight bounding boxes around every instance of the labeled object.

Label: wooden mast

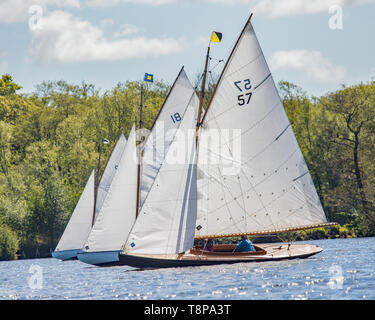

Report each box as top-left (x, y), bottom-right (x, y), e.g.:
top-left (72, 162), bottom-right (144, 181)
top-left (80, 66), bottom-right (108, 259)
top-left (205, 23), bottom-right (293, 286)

top-left (92, 139), bottom-right (107, 227)
top-left (196, 46), bottom-right (210, 145)
top-left (193, 13), bottom-right (338, 240)
top-left (201, 13), bottom-right (253, 125)
top-left (135, 86), bottom-right (144, 218)
top-left (196, 14), bottom-right (254, 140)
top-left (135, 67), bottom-right (185, 218)
top-left (92, 150), bottom-right (101, 226)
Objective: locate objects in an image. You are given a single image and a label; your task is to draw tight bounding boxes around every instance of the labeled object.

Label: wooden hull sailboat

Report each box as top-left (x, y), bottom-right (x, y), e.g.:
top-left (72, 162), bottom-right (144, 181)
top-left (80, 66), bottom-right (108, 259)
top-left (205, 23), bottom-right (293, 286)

top-left (115, 13), bottom-right (336, 269)
top-left (114, 243), bottom-right (322, 268)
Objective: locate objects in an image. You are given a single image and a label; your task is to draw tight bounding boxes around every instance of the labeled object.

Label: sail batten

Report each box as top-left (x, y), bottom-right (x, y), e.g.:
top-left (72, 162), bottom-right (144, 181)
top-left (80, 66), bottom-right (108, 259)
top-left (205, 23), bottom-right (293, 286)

top-left (196, 17), bottom-right (329, 238)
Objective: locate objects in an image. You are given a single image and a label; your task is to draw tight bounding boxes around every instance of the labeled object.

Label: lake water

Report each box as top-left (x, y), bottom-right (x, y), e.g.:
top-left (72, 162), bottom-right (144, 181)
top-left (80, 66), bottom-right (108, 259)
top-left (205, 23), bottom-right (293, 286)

top-left (0, 237), bottom-right (374, 300)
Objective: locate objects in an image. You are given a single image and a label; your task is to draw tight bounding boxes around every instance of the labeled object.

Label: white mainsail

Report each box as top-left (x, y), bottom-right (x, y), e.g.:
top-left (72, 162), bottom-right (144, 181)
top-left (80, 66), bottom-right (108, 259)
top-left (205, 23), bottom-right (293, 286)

top-left (140, 67), bottom-right (196, 208)
top-left (83, 124), bottom-right (138, 253)
top-left (95, 133), bottom-right (127, 221)
top-left (55, 170), bottom-right (95, 252)
top-left (195, 18), bottom-right (328, 238)
top-left (124, 94), bottom-right (199, 255)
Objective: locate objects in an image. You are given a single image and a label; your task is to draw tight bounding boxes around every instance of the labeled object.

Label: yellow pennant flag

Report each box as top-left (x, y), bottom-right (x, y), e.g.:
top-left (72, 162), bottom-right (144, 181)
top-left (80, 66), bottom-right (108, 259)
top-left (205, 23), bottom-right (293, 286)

top-left (211, 31), bottom-right (222, 43)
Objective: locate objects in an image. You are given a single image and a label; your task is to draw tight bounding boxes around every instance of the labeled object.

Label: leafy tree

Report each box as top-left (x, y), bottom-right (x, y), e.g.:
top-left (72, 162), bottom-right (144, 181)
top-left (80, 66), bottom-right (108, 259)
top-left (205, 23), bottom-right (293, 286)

top-left (321, 83), bottom-right (375, 227)
top-left (0, 221), bottom-right (19, 260)
top-left (0, 75), bottom-right (374, 260)
top-left (0, 74), bottom-right (22, 96)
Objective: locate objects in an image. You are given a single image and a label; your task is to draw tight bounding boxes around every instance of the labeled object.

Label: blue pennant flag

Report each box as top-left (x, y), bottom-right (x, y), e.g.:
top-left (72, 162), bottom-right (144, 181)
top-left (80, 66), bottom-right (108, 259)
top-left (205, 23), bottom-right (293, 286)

top-left (144, 73), bottom-right (154, 82)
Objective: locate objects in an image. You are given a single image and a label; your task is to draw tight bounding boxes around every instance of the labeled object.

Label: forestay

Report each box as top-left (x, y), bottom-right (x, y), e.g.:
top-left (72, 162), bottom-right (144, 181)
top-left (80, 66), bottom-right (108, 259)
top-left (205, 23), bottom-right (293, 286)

top-left (94, 133), bottom-right (127, 221)
top-left (140, 67), bottom-right (195, 208)
top-left (195, 19), bottom-right (328, 238)
top-left (55, 170), bottom-right (95, 252)
top-left (124, 94), bottom-right (199, 255)
top-left (83, 125), bottom-right (138, 252)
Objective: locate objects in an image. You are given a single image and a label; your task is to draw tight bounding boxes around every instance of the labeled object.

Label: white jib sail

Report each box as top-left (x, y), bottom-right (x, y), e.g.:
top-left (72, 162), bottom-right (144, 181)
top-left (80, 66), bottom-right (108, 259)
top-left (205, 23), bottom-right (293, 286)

top-left (125, 95), bottom-right (198, 255)
top-left (140, 67), bottom-right (195, 208)
top-left (83, 125), bottom-right (138, 252)
top-left (94, 133), bottom-right (127, 221)
top-left (195, 19), bottom-right (328, 238)
top-left (55, 170), bottom-right (95, 252)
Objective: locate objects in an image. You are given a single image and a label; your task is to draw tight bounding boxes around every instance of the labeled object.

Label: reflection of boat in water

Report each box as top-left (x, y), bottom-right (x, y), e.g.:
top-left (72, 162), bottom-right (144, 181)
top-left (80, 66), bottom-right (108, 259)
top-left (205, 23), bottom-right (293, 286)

top-left (115, 13), bottom-right (336, 269)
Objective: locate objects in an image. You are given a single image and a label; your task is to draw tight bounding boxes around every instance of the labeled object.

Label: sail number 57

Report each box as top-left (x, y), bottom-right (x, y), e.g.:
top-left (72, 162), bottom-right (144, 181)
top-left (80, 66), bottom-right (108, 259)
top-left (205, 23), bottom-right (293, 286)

top-left (234, 79), bottom-right (252, 106)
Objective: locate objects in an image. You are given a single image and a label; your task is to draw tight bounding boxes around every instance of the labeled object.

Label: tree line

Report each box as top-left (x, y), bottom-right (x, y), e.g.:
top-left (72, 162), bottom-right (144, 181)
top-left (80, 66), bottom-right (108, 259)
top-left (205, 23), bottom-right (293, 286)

top-left (0, 74), bottom-right (374, 260)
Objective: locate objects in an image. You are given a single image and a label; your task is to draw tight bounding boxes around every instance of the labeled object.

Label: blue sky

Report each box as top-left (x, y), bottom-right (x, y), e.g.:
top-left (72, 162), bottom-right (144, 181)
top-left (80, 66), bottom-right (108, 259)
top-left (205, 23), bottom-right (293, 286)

top-left (0, 0), bottom-right (374, 97)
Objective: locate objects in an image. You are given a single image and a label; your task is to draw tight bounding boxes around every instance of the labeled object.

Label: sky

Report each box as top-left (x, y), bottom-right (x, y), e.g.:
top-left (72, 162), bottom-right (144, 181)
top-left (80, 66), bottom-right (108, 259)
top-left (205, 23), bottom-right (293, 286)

top-left (0, 0), bottom-right (374, 97)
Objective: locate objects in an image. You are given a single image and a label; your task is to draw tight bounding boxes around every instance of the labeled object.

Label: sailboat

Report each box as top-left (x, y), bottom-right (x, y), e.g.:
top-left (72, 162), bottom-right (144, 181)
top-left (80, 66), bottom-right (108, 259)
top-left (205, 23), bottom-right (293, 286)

top-left (77, 67), bottom-right (197, 266)
top-left (77, 125), bottom-right (138, 265)
top-left (116, 13), bottom-right (336, 268)
top-left (52, 133), bottom-right (127, 260)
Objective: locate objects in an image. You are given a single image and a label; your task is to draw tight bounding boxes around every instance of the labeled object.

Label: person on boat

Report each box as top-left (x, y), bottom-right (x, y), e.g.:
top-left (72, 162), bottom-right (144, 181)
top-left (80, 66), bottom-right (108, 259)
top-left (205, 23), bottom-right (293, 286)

top-left (204, 238), bottom-right (215, 252)
top-left (194, 239), bottom-right (204, 249)
top-left (235, 236), bottom-right (255, 252)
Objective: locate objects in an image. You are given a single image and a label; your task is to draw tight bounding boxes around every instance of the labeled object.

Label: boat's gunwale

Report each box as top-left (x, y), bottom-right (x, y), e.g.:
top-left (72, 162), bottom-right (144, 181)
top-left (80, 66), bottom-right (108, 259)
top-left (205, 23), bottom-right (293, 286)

top-left (115, 243), bottom-right (323, 269)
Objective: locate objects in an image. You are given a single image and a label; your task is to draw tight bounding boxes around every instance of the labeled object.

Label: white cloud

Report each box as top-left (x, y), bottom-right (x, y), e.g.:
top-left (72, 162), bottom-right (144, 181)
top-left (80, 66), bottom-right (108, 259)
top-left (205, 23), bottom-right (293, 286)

top-left (29, 11), bottom-right (183, 63)
top-left (0, 0), bottom-right (80, 23)
top-left (253, 0), bottom-right (344, 17)
top-left (2, 0), bottom-right (375, 23)
top-left (270, 50), bottom-right (347, 83)
top-left (99, 19), bottom-right (115, 28)
top-left (114, 24), bottom-right (140, 38)
top-left (206, 0), bottom-right (375, 17)
top-left (257, 0), bottom-right (375, 17)
top-left (85, 0), bottom-right (174, 7)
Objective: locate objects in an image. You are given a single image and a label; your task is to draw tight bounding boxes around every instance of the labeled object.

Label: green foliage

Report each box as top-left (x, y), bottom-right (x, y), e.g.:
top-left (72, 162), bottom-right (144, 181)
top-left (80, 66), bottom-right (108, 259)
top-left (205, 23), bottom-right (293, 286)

top-left (0, 74), bottom-right (22, 96)
top-left (280, 81), bottom-right (375, 228)
top-left (0, 76), bottom-right (170, 259)
top-left (0, 220), bottom-right (19, 260)
top-left (0, 74), bottom-right (374, 260)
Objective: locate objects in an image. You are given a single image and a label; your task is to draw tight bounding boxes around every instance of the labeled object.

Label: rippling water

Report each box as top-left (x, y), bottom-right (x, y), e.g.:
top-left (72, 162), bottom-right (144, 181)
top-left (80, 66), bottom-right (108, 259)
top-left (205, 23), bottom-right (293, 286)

top-left (1, 237), bottom-right (374, 300)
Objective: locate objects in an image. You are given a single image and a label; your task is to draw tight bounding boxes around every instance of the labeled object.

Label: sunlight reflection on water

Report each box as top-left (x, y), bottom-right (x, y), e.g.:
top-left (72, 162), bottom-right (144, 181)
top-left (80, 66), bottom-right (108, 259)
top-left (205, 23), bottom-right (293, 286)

top-left (0, 238), bottom-right (374, 300)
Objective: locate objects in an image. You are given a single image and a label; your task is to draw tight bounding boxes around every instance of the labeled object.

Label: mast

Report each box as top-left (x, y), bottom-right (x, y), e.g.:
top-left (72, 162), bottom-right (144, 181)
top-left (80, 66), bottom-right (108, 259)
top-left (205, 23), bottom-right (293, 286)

top-left (83, 125), bottom-right (138, 254)
top-left (93, 150), bottom-right (101, 227)
top-left (92, 138), bottom-right (108, 227)
top-left (136, 86), bottom-right (144, 218)
top-left (201, 13), bottom-right (253, 125)
top-left (196, 46), bottom-right (210, 144)
top-left (195, 12), bottom-right (336, 239)
top-left (139, 68), bottom-right (196, 209)
top-left (149, 66), bottom-right (185, 133)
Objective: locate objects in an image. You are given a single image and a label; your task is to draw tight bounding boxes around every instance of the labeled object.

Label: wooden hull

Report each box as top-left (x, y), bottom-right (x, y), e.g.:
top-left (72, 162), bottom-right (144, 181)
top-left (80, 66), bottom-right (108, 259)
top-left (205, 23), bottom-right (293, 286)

top-left (113, 243), bottom-right (323, 269)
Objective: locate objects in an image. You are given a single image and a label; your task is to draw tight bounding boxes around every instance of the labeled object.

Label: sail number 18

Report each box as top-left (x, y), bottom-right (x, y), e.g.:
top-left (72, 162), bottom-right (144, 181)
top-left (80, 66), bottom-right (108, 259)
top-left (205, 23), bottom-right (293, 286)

top-left (234, 79), bottom-right (252, 106)
top-left (170, 112), bottom-right (182, 123)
